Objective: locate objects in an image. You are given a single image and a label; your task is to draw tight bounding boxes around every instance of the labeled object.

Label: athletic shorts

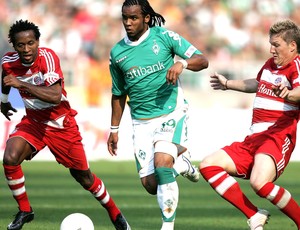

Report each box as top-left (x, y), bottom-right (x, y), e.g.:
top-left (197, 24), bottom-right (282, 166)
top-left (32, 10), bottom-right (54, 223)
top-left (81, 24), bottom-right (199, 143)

top-left (132, 105), bottom-right (189, 178)
top-left (223, 120), bottom-right (297, 179)
top-left (9, 114), bottom-right (89, 170)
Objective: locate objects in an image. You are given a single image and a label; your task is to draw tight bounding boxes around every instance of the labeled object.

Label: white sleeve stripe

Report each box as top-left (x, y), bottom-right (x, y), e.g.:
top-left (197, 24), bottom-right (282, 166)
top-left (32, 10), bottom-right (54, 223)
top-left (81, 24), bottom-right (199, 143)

top-left (215, 176), bottom-right (237, 195)
top-left (41, 49), bottom-right (55, 72)
top-left (294, 59), bottom-right (300, 79)
top-left (1, 54), bottom-right (19, 64)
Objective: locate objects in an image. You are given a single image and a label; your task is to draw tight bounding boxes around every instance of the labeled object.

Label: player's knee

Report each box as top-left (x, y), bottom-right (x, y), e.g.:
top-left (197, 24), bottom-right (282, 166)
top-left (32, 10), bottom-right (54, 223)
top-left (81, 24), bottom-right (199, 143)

top-left (70, 169), bottom-right (93, 189)
top-left (3, 151), bottom-right (22, 165)
top-left (199, 156), bottom-right (214, 169)
top-left (143, 184), bottom-right (157, 195)
top-left (141, 176), bottom-right (157, 195)
top-left (249, 178), bottom-right (267, 193)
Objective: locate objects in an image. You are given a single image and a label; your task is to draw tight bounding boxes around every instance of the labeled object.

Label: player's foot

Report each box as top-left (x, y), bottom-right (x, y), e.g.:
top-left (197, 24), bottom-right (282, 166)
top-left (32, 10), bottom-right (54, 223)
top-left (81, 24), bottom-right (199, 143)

top-left (112, 213), bottom-right (131, 230)
top-left (180, 152), bottom-right (200, 182)
top-left (247, 209), bottom-right (270, 230)
top-left (7, 208), bottom-right (34, 230)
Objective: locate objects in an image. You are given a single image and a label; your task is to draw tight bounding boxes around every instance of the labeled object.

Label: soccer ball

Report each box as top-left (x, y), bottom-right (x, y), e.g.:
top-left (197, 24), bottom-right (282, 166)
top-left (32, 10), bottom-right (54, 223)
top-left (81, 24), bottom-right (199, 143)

top-left (60, 213), bottom-right (94, 230)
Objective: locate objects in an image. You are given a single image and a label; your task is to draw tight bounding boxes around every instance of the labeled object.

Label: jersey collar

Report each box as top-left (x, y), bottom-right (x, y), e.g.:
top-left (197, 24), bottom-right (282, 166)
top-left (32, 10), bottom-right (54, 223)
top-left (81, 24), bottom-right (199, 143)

top-left (124, 28), bottom-right (150, 46)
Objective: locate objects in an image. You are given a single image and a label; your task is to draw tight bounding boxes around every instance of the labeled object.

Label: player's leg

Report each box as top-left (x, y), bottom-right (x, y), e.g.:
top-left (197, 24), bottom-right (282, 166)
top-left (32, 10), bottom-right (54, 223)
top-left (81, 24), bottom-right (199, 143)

top-left (251, 153), bottom-right (300, 229)
top-left (3, 137), bottom-right (35, 230)
top-left (173, 150), bottom-right (200, 182)
top-left (170, 106), bottom-right (200, 182)
top-left (46, 122), bottom-right (131, 230)
top-left (69, 168), bottom-right (131, 230)
top-left (199, 149), bottom-right (260, 222)
top-left (154, 141), bottom-right (178, 230)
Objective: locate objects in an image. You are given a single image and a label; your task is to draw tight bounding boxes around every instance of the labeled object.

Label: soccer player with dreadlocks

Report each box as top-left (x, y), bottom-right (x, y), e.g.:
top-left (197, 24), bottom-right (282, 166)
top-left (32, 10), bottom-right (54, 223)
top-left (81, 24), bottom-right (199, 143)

top-left (107, 1), bottom-right (208, 229)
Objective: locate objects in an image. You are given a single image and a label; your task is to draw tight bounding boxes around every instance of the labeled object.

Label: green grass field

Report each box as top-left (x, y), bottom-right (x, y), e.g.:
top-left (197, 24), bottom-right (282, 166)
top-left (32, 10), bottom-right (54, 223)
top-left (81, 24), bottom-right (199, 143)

top-left (0, 160), bottom-right (299, 230)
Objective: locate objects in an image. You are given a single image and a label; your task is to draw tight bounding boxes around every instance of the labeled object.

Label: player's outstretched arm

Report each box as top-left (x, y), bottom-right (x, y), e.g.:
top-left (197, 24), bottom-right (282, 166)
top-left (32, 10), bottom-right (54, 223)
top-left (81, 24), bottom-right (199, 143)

top-left (210, 72), bottom-right (258, 93)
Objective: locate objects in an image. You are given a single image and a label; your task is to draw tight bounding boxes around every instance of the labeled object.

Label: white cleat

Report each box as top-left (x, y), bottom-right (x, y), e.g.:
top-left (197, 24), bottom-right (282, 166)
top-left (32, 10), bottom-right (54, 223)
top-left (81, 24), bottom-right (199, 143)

top-left (180, 152), bottom-right (200, 183)
top-left (160, 221), bottom-right (174, 230)
top-left (247, 209), bottom-right (270, 230)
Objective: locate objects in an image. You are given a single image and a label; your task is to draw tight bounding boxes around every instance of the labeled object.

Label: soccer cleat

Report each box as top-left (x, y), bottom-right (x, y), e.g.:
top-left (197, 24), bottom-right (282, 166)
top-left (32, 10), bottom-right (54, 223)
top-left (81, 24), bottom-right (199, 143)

top-left (180, 152), bottom-right (200, 182)
top-left (112, 213), bottom-right (131, 230)
top-left (160, 221), bottom-right (174, 230)
top-left (247, 209), bottom-right (270, 230)
top-left (7, 208), bottom-right (34, 230)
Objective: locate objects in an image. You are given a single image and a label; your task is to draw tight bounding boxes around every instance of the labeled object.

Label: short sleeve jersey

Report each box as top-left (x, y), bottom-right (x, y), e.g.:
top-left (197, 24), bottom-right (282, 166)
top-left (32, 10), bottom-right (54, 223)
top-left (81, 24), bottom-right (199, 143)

top-left (251, 56), bottom-right (300, 131)
top-left (1, 47), bottom-right (73, 123)
top-left (109, 26), bottom-right (202, 119)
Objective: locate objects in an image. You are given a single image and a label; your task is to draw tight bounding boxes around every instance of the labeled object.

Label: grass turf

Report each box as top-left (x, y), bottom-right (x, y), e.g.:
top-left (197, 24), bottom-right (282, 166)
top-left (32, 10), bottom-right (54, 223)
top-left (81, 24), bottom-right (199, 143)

top-left (0, 160), bottom-right (299, 230)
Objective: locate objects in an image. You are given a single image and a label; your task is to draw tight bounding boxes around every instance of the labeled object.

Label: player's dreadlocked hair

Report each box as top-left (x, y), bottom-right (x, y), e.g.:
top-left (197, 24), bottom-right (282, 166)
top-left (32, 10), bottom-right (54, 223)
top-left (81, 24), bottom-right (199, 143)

top-left (8, 19), bottom-right (41, 45)
top-left (122, 0), bottom-right (166, 27)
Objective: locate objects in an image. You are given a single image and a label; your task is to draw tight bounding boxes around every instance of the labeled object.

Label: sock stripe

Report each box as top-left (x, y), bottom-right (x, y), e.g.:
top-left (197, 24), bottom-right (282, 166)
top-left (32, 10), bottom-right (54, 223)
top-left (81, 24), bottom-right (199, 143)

top-left (208, 171), bottom-right (226, 184)
top-left (6, 176), bottom-right (25, 185)
top-left (277, 190), bottom-right (291, 209)
top-left (12, 187), bottom-right (26, 196)
top-left (215, 176), bottom-right (237, 195)
top-left (267, 185), bottom-right (280, 201)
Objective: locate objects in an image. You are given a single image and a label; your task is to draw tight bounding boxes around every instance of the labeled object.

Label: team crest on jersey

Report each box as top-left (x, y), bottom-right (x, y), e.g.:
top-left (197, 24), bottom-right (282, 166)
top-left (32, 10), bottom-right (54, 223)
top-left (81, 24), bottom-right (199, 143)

top-left (32, 72), bottom-right (44, 85)
top-left (275, 76), bottom-right (282, 84)
top-left (152, 40), bottom-right (160, 55)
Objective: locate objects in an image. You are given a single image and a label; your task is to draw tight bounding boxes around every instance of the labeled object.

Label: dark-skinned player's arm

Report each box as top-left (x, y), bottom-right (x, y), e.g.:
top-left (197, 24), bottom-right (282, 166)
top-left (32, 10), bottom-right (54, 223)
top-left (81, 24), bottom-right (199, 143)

top-left (1, 71), bottom-right (17, 120)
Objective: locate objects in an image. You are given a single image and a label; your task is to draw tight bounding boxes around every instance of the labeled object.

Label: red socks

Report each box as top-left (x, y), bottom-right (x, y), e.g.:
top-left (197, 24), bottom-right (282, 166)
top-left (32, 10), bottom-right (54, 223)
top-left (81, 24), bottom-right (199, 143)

top-left (257, 182), bottom-right (300, 228)
top-left (4, 164), bottom-right (31, 212)
top-left (87, 174), bottom-right (121, 221)
top-left (200, 166), bottom-right (257, 218)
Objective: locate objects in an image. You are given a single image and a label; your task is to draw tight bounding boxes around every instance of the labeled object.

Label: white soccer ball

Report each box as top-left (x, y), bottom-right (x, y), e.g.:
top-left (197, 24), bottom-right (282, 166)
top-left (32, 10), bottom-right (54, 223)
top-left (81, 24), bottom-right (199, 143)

top-left (60, 213), bottom-right (94, 230)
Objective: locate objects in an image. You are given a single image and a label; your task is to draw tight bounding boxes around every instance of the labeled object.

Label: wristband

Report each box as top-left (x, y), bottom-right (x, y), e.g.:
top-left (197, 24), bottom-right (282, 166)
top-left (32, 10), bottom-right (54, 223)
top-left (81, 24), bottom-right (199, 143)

top-left (110, 126), bottom-right (119, 133)
top-left (0, 93), bottom-right (8, 103)
top-left (225, 80), bottom-right (228, 90)
top-left (177, 59), bottom-right (188, 69)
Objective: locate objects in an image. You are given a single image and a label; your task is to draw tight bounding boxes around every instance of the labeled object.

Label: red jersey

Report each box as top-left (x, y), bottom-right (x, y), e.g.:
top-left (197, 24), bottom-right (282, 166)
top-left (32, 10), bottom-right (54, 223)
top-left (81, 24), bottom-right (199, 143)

top-left (1, 47), bottom-right (75, 127)
top-left (251, 56), bottom-right (300, 133)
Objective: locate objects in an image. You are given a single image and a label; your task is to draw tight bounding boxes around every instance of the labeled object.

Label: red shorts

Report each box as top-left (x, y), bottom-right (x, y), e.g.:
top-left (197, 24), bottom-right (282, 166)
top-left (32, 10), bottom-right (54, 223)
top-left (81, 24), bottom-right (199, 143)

top-left (9, 115), bottom-right (89, 170)
top-left (223, 120), bottom-right (297, 179)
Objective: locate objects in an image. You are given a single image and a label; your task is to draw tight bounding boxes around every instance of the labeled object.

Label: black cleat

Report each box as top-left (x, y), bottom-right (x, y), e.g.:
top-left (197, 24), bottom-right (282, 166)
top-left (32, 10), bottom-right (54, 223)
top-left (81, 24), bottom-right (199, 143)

top-left (7, 208), bottom-right (34, 230)
top-left (112, 213), bottom-right (131, 230)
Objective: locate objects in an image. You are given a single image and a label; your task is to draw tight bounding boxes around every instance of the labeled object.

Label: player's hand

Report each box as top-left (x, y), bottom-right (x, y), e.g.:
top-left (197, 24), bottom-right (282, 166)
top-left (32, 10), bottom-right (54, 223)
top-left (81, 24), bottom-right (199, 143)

top-left (107, 133), bottom-right (119, 156)
top-left (0, 102), bottom-right (17, 121)
top-left (3, 74), bottom-right (22, 88)
top-left (166, 62), bottom-right (183, 85)
top-left (272, 83), bottom-right (290, 98)
top-left (210, 72), bottom-right (228, 90)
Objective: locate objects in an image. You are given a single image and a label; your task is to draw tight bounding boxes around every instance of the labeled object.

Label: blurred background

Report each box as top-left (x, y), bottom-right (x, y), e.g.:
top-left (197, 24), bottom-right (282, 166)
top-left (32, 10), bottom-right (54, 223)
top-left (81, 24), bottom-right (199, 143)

top-left (1, 0), bottom-right (300, 161)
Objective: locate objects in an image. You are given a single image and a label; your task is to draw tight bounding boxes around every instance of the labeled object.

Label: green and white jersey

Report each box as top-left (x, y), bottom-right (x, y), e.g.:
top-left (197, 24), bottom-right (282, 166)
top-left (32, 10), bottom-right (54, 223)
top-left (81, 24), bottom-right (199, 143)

top-left (109, 26), bottom-right (202, 119)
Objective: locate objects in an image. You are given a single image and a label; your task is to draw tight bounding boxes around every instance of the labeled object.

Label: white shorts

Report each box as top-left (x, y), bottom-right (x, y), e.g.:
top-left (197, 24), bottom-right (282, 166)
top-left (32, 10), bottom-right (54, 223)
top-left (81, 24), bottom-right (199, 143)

top-left (132, 105), bottom-right (189, 178)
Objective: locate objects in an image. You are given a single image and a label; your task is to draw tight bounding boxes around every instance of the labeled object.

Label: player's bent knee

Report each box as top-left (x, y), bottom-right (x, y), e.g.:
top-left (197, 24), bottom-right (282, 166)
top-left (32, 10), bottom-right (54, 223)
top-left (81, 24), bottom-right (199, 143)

top-left (199, 158), bottom-right (213, 169)
top-left (249, 179), bottom-right (267, 193)
top-left (2, 152), bottom-right (22, 165)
